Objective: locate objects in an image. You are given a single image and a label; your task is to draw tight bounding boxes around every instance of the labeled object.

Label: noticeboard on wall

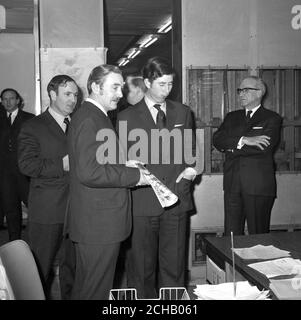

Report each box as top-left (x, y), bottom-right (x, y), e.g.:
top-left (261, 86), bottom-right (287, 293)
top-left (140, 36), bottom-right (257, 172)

top-left (39, 47), bottom-right (107, 112)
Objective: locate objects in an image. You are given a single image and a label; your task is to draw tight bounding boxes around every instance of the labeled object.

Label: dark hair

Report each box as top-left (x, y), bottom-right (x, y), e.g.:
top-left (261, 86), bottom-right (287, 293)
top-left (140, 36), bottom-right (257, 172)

top-left (142, 56), bottom-right (175, 83)
top-left (47, 74), bottom-right (77, 101)
top-left (0, 88), bottom-right (24, 109)
top-left (87, 65), bottom-right (122, 94)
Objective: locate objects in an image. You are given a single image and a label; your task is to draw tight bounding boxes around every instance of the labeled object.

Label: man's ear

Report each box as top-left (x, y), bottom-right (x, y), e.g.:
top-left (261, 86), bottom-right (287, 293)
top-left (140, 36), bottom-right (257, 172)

top-left (91, 82), bottom-right (101, 95)
top-left (49, 90), bottom-right (57, 101)
top-left (144, 78), bottom-right (151, 89)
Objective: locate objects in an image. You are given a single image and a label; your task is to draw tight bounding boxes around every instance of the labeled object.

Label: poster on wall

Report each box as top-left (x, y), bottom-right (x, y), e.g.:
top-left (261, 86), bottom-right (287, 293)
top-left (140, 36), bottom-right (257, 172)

top-left (39, 47), bottom-right (107, 112)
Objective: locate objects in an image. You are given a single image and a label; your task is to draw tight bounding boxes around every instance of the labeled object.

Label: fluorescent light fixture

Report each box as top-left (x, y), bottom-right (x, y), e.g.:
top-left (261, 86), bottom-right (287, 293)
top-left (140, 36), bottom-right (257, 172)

top-left (144, 37), bottom-right (158, 48)
top-left (127, 49), bottom-right (136, 59)
top-left (0, 5), bottom-right (6, 29)
top-left (131, 50), bottom-right (141, 59)
top-left (139, 36), bottom-right (153, 48)
top-left (163, 24), bottom-right (172, 33)
top-left (123, 60), bottom-right (130, 66)
top-left (118, 59), bottom-right (126, 67)
top-left (158, 18), bottom-right (172, 33)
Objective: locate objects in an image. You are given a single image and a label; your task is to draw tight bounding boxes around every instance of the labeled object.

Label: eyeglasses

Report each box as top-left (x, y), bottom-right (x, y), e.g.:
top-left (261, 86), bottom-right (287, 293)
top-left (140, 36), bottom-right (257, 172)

top-left (237, 87), bottom-right (261, 95)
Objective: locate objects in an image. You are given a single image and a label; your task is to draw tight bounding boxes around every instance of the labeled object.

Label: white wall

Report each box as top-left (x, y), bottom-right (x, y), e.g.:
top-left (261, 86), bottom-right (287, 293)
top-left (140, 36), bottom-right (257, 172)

top-left (191, 173), bottom-right (301, 231)
top-left (182, 0), bottom-right (301, 277)
top-left (182, 0), bottom-right (301, 231)
top-left (182, 0), bottom-right (301, 101)
top-left (0, 33), bottom-right (35, 114)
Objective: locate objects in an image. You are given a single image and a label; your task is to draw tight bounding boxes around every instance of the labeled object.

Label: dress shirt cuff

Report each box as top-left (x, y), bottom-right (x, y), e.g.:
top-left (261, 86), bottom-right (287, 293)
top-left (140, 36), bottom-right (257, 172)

top-left (237, 136), bottom-right (245, 149)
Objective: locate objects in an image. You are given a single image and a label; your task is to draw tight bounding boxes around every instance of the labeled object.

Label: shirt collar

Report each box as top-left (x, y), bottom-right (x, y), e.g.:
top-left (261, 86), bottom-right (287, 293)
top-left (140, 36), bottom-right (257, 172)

top-left (86, 98), bottom-right (108, 116)
top-left (246, 104), bottom-right (261, 116)
top-left (7, 108), bottom-right (19, 118)
top-left (48, 107), bottom-right (69, 126)
top-left (144, 95), bottom-right (166, 114)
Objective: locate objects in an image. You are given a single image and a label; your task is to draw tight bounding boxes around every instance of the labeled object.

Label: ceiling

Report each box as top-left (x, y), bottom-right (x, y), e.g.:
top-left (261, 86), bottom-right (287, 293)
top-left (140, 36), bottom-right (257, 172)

top-left (0, 0), bottom-right (172, 73)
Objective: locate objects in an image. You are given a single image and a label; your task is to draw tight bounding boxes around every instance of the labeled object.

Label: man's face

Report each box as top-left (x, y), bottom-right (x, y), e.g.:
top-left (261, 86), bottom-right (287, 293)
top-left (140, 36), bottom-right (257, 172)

top-left (127, 82), bottom-right (144, 105)
top-left (51, 81), bottom-right (78, 116)
top-left (145, 74), bottom-right (173, 104)
top-left (1, 90), bottom-right (19, 113)
top-left (98, 72), bottom-right (123, 112)
top-left (238, 78), bottom-right (263, 110)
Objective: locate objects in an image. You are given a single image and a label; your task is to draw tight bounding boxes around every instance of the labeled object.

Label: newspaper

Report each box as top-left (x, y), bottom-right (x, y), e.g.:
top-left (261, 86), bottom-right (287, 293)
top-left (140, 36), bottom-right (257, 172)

top-left (136, 163), bottom-right (178, 208)
top-left (194, 281), bottom-right (270, 300)
top-left (233, 245), bottom-right (291, 260)
top-left (248, 257), bottom-right (301, 278)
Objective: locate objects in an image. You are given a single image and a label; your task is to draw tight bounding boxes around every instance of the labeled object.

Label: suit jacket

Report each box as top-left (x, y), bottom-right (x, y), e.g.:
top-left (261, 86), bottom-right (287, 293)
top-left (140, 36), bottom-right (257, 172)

top-left (0, 109), bottom-right (34, 180)
top-left (116, 98), bottom-right (195, 217)
top-left (18, 109), bottom-right (69, 224)
top-left (213, 106), bottom-right (282, 196)
top-left (67, 101), bottom-right (140, 245)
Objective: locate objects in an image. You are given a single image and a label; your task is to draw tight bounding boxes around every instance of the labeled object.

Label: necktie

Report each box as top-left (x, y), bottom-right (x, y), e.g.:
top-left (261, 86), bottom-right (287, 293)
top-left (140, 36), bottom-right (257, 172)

top-left (246, 110), bottom-right (252, 122)
top-left (153, 104), bottom-right (166, 129)
top-left (64, 117), bottom-right (70, 134)
top-left (7, 113), bottom-right (12, 126)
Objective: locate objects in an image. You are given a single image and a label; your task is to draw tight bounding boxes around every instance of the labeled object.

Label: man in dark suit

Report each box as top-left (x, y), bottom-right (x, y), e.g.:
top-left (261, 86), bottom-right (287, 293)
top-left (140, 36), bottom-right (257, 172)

top-left (0, 88), bottom-right (34, 241)
top-left (0, 103), bottom-right (6, 230)
top-left (67, 65), bottom-right (149, 300)
top-left (213, 76), bottom-right (282, 236)
top-left (18, 75), bottom-right (78, 299)
top-left (117, 57), bottom-right (197, 299)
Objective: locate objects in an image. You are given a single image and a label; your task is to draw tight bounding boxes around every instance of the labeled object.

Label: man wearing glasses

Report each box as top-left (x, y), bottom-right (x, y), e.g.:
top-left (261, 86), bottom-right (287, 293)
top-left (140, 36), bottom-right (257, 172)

top-left (213, 76), bottom-right (282, 236)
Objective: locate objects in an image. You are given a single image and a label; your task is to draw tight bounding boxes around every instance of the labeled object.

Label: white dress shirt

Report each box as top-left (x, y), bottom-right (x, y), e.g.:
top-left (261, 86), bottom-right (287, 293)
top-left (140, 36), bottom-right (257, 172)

top-left (144, 95), bottom-right (166, 124)
top-left (48, 107), bottom-right (70, 133)
top-left (6, 108), bottom-right (19, 125)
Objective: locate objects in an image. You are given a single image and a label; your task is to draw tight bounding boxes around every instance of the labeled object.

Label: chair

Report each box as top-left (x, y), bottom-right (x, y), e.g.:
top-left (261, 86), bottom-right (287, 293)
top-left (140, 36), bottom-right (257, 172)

top-left (0, 240), bottom-right (45, 300)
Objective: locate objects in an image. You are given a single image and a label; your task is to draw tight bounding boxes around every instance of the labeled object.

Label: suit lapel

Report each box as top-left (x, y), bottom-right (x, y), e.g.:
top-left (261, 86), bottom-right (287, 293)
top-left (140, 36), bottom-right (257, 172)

top-left (11, 109), bottom-right (23, 129)
top-left (44, 109), bottom-right (66, 139)
top-left (245, 106), bottom-right (265, 130)
top-left (166, 100), bottom-right (177, 130)
top-left (136, 100), bottom-right (157, 130)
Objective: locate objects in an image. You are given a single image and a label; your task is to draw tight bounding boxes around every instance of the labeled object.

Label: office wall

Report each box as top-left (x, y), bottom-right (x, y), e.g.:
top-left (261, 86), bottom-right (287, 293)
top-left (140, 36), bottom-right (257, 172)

top-left (191, 173), bottom-right (301, 231)
top-left (182, 0), bottom-right (301, 277)
top-left (0, 33), bottom-right (35, 114)
top-left (40, 0), bottom-right (104, 48)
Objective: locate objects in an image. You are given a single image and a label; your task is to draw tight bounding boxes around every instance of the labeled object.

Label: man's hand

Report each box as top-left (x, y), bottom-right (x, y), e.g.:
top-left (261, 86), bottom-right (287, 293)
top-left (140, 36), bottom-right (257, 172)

top-left (63, 155), bottom-right (69, 171)
top-left (242, 135), bottom-right (271, 150)
top-left (126, 159), bottom-right (145, 168)
top-left (136, 170), bottom-right (150, 186)
top-left (176, 167), bottom-right (197, 183)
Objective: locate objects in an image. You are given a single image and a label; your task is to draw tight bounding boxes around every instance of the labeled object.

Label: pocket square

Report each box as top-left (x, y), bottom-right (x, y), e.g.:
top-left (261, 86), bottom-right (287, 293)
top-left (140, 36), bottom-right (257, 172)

top-left (174, 124), bottom-right (184, 127)
top-left (252, 126), bottom-right (263, 129)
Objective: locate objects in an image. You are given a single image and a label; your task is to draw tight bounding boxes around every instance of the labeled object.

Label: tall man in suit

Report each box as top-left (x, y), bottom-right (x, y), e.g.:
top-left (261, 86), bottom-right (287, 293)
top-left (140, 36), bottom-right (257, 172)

top-left (117, 57), bottom-right (197, 299)
top-left (18, 75), bottom-right (78, 299)
top-left (213, 76), bottom-right (282, 235)
top-left (0, 103), bottom-right (6, 230)
top-left (0, 88), bottom-right (34, 241)
top-left (67, 64), bottom-right (149, 300)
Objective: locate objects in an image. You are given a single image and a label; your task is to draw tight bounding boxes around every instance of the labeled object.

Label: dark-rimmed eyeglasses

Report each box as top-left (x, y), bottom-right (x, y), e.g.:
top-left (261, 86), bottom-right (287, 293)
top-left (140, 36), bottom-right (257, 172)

top-left (237, 87), bottom-right (261, 95)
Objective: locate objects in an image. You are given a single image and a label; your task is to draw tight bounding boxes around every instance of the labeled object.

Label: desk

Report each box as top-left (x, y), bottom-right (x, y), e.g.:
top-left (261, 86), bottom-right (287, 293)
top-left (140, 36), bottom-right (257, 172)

top-left (204, 231), bottom-right (301, 298)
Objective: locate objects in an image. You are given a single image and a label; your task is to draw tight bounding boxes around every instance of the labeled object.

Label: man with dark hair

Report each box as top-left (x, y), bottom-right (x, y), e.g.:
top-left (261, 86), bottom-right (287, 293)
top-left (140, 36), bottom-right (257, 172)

top-left (18, 75), bottom-right (78, 299)
top-left (0, 88), bottom-right (34, 241)
top-left (213, 76), bottom-right (282, 235)
top-left (117, 56), bottom-right (197, 299)
top-left (67, 64), bottom-right (149, 300)
top-left (124, 73), bottom-right (147, 106)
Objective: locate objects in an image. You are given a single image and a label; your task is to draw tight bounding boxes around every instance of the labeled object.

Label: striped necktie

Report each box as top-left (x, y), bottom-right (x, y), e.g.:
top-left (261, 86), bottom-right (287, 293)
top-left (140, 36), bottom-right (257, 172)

top-left (153, 104), bottom-right (166, 129)
top-left (64, 117), bottom-right (70, 134)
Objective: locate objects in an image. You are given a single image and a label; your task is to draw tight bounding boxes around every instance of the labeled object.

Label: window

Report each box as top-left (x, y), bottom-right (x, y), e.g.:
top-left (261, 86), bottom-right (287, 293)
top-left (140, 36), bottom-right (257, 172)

top-left (186, 67), bottom-right (249, 173)
top-left (187, 67), bottom-right (301, 173)
top-left (260, 68), bottom-right (301, 171)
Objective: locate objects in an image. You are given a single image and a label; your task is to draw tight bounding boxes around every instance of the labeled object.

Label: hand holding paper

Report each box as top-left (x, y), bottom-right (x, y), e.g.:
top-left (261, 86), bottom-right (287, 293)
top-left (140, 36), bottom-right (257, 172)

top-left (176, 167), bottom-right (197, 183)
top-left (135, 163), bottom-right (178, 208)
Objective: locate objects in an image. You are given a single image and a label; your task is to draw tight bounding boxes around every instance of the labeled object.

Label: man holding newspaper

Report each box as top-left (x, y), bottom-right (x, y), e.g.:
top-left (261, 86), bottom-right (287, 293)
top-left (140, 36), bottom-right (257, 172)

top-left (117, 56), bottom-right (197, 299)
